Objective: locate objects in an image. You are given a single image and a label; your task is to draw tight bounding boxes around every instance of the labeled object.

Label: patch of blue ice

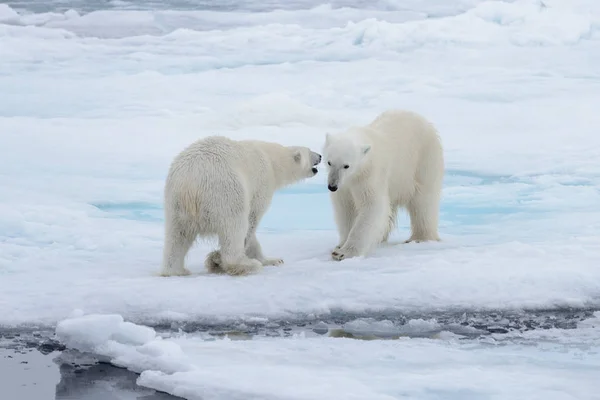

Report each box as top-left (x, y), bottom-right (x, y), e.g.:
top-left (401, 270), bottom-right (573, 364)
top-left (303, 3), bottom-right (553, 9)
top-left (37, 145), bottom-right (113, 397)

top-left (88, 170), bottom-right (558, 231)
top-left (91, 202), bottom-right (163, 222)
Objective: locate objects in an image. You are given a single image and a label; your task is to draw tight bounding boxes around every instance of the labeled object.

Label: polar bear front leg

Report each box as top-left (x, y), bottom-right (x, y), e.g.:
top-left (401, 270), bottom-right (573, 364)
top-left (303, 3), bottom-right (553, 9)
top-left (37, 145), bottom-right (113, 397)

top-left (332, 197), bottom-right (389, 261)
top-left (246, 232), bottom-right (283, 266)
top-left (330, 190), bottom-right (356, 253)
top-left (245, 211), bottom-right (283, 266)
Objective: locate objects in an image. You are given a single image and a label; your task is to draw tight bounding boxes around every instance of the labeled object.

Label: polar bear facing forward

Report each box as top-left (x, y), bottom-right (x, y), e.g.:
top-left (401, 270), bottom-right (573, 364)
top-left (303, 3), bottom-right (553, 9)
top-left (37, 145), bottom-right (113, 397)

top-left (322, 110), bottom-right (444, 261)
top-left (160, 136), bottom-right (321, 277)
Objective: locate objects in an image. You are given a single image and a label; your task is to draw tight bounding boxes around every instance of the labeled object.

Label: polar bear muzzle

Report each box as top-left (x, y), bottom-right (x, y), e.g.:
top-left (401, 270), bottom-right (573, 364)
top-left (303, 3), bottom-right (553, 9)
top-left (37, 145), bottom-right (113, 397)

top-left (311, 151), bottom-right (322, 175)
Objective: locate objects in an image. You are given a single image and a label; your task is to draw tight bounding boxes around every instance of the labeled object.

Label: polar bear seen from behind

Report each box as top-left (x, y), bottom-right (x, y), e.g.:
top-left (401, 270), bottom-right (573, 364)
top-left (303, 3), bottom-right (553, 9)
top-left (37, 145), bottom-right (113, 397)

top-left (322, 109), bottom-right (444, 261)
top-left (161, 136), bottom-right (321, 276)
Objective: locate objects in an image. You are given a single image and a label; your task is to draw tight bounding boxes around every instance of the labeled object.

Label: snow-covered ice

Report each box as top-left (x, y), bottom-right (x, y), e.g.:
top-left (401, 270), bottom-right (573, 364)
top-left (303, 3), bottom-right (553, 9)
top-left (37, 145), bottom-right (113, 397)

top-left (2, 0), bottom-right (600, 328)
top-left (55, 312), bottom-right (600, 400)
top-left (2, 0), bottom-right (600, 329)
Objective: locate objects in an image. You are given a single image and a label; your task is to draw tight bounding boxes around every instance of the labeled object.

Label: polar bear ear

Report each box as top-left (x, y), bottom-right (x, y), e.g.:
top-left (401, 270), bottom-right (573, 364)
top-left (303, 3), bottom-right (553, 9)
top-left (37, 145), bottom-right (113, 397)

top-left (293, 150), bottom-right (302, 163)
top-left (362, 145), bottom-right (371, 155)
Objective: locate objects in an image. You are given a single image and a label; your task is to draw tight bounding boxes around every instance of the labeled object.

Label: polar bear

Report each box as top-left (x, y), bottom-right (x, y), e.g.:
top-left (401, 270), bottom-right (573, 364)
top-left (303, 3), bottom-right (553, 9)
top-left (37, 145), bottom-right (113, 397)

top-left (160, 136), bottom-right (321, 277)
top-left (322, 109), bottom-right (444, 261)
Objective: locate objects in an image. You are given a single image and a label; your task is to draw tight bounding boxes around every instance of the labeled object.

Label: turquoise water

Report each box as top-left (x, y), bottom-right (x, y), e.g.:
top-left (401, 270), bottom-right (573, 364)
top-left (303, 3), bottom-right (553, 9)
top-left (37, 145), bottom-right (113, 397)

top-left (91, 169), bottom-right (549, 232)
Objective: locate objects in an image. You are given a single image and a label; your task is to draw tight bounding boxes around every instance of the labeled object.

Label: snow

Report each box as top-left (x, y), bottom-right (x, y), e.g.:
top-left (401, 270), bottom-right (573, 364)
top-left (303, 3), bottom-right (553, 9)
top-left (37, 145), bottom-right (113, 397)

top-left (55, 312), bottom-right (600, 400)
top-left (2, 0), bottom-right (600, 329)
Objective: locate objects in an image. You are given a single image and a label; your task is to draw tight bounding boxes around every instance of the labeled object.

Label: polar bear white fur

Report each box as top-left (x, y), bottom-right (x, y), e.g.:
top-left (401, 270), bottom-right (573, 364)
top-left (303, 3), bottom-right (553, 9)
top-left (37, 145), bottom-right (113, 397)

top-left (322, 109), bottom-right (444, 261)
top-left (160, 136), bottom-right (321, 276)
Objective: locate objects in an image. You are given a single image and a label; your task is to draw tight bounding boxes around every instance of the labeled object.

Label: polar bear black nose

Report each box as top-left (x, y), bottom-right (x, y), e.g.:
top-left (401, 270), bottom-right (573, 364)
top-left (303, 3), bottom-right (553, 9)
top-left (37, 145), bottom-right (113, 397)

top-left (328, 184), bottom-right (338, 192)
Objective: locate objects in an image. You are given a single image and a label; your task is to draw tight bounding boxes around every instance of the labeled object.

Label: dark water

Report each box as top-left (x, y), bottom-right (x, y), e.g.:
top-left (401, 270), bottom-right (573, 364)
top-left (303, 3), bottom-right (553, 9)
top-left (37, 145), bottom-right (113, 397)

top-left (1, 342), bottom-right (182, 400)
top-left (1, 347), bottom-right (60, 400)
top-left (54, 352), bottom-right (181, 400)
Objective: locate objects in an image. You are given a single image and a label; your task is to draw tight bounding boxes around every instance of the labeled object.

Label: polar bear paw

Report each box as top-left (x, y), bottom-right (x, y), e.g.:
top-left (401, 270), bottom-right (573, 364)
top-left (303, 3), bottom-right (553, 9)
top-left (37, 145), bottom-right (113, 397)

top-left (331, 245), bottom-right (361, 261)
top-left (207, 251), bottom-right (283, 272)
top-left (262, 258), bottom-right (284, 266)
top-left (404, 235), bottom-right (441, 244)
top-left (222, 258), bottom-right (263, 276)
top-left (205, 250), bottom-right (225, 274)
top-left (206, 251), bottom-right (262, 276)
top-left (331, 246), bottom-right (358, 261)
top-left (331, 249), bottom-right (346, 261)
top-left (160, 268), bottom-right (192, 277)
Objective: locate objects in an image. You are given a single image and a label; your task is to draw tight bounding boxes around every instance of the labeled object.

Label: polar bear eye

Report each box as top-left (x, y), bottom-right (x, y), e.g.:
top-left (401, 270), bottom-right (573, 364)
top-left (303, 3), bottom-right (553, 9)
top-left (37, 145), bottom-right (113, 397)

top-left (327, 161), bottom-right (331, 166)
top-left (343, 165), bottom-right (349, 169)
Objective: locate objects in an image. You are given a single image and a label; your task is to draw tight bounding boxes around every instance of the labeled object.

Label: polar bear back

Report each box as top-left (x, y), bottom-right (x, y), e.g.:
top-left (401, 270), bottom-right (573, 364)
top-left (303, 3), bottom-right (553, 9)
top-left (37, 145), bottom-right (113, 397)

top-left (166, 136), bottom-right (272, 201)
top-left (362, 109), bottom-right (444, 205)
top-left (164, 136), bottom-right (284, 228)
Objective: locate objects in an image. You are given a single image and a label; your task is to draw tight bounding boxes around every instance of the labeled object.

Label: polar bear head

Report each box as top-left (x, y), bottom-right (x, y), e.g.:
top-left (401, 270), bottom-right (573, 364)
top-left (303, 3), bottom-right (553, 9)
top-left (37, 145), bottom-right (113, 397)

top-left (287, 146), bottom-right (322, 180)
top-left (322, 130), bottom-right (371, 192)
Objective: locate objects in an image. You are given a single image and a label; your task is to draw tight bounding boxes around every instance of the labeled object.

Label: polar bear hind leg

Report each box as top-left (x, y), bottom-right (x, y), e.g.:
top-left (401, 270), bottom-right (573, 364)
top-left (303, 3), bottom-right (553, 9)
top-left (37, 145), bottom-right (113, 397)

top-left (206, 212), bottom-right (283, 271)
top-left (160, 217), bottom-right (196, 277)
top-left (381, 203), bottom-right (399, 243)
top-left (215, 210), bottom-right (262, 276)
top-left (406, 141), bottom-right (443, 243)
top-left (204, 250), bottom-right (224, 274)
top-left (406, 188), bottom-right (441, 243)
